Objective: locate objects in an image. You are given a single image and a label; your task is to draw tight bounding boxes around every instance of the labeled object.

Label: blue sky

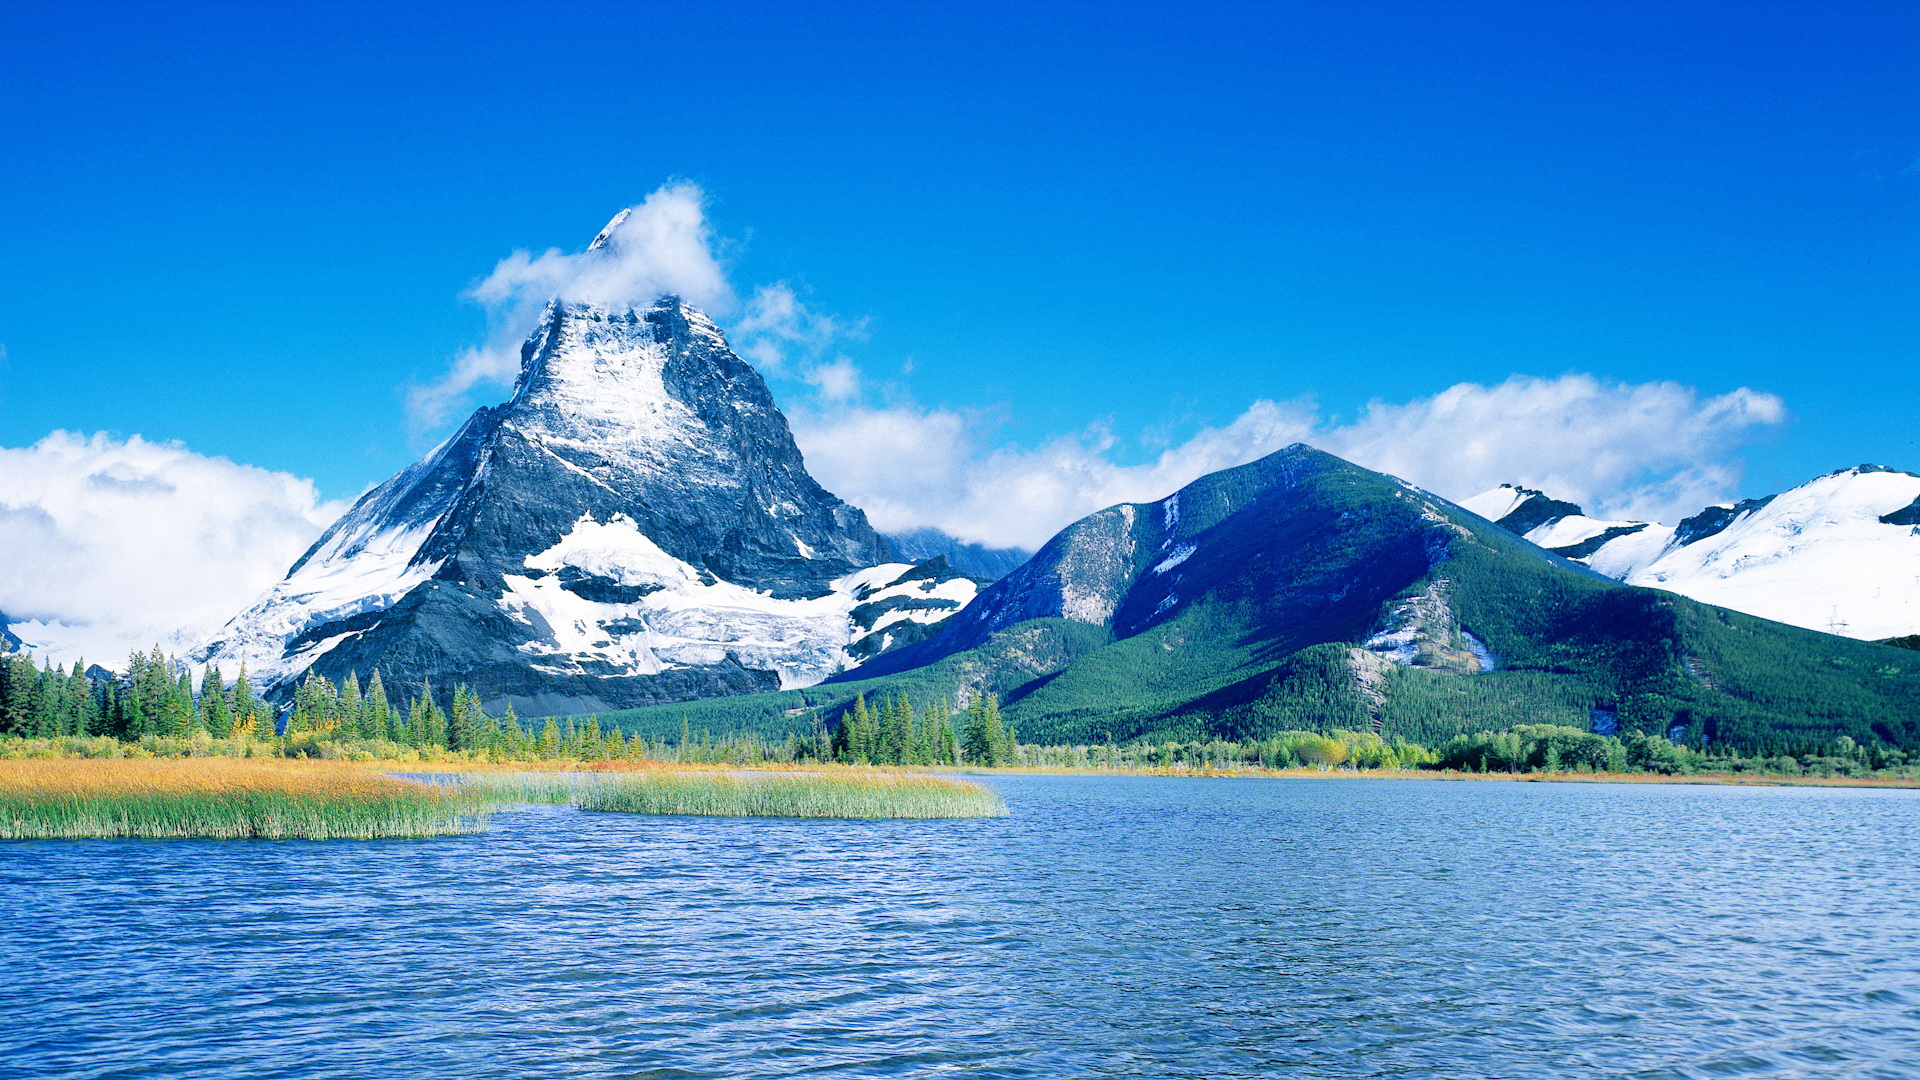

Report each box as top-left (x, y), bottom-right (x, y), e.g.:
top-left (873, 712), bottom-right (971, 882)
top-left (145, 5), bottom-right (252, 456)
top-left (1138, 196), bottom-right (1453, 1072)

top-left (1, 0), bottom-right (1915, 537)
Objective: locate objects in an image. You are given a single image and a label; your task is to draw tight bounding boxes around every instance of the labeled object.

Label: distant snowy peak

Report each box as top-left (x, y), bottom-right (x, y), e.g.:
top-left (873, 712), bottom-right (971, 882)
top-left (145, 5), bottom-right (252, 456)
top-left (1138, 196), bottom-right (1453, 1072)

top-left (1459, 484), bottom-right (1672, 579)
top-left (880, 528), bottom-right (1030, 580)
top-left (1465, 465), bottom-right (1920, 640)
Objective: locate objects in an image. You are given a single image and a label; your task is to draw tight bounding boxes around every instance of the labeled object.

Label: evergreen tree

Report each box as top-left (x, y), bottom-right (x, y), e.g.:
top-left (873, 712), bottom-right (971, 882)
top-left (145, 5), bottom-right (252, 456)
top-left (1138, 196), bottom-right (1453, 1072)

top-left (498, 702), bottom-right (523, 756)
top-left (418, 681), bottom-right (447, 749)
top-left (365, 670), bottom-right (394, 741)
top-left (843, 694), bottom-right (879, 763)
top-left (175, 668), bottom-right (200, 735)
top-left (879, 694), bottom-right (913, 765)
top-left (288, 672), bottom-right (332, 736)
top-left (339, 672), bottom-right (364, 739)
top-left (199, 665), bottom-right (233, 738)
top-left (230, 663), bottom-right (267, 738)
top-left (962, 692), bottom-right (1009, 766)
top-left (26, 666), bottom-right (57, 737)
top-left (0, 654), bottom-right (36, 735)
top-left (406, 692), bottom-right (428, 748)
top-left (539, 717), bottom-right (561, 758)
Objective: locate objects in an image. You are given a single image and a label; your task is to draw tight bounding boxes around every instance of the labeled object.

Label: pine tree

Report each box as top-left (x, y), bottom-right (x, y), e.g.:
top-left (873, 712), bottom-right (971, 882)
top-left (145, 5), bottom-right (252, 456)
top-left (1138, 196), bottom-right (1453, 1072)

top-left (499, 702), bottom-right (523, 756)
top-left (365, 670), bottom-right (393, 741)
top-left (97, 679), bottom-right (126, 738)
top-left (200, 665), bottom-right (233, 738)
top-left (172, 667), bottom-right (199, 735)
top-left (962, 692), bottom-right (1008, 766)
top-left (230, 663), bottom-right (266, 738)
top-left (288, 672), bottom-right (330, 736)
top-left (539, 717), bottom-right (561, 758)
top-left (406, 692), bottom-right (428, 748)
top-left (879, 694), bottom-right (913, 765)
top-left (0, 654), bottom-right (36, 735)
top-left (26, 665), bottom-right (57, 738)
top-left (419, 681), bottom-right (447, 749)
top-left (937, 710), bottom-right (960, 767)
top-left (339, 672), bottom-right (364, 740)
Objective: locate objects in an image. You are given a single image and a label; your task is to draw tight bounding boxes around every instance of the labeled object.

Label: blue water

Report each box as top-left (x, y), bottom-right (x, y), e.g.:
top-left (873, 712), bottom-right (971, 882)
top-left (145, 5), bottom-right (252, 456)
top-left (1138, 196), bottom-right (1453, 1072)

top-left (3, 776), bottom-right (1918, 1078)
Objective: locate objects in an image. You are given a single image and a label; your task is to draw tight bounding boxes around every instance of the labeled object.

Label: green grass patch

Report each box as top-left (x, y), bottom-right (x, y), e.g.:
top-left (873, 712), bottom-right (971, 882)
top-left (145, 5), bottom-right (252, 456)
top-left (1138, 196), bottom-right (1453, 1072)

top-left (571, 769), bottom-right (1006, 819)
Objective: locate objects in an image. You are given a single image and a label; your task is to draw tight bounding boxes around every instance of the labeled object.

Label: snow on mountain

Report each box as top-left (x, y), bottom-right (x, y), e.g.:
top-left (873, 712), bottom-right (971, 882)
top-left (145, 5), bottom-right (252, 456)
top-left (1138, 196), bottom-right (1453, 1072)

top-left (1463, 466), bottom-right (1920, 640)
top-left (196, 234), bottom-right (979, 714)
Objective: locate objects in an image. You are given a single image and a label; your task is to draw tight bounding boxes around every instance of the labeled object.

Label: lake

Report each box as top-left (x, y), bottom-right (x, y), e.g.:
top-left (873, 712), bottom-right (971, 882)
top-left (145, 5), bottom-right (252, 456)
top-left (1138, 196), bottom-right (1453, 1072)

top-left (2, 775), bottom-right (1917, 1078)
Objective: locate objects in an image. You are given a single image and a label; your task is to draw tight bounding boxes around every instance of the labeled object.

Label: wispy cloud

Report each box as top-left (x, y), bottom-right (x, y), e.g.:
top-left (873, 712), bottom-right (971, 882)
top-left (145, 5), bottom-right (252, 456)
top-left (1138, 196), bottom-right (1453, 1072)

top-left (1317, 375), bottom-right (1787, 523)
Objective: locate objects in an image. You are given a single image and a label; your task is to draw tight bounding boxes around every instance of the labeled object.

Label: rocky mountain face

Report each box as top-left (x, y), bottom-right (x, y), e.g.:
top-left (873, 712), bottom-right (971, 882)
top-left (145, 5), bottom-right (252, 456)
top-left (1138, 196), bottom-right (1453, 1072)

top-left (1462, 466), bottom-right (1920, 640)
top-left (197, 288), bottom-right (977, 716)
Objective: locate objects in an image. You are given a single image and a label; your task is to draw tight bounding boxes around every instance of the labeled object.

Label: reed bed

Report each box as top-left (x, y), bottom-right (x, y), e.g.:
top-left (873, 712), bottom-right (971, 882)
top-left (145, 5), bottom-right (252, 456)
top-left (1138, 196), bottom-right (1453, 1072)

top-left (410, 770), bottom-right (584, 806)
top-left (570, 770), bottom-right (1007, 819)
top-left (0, 759), bottom-right (484, 840)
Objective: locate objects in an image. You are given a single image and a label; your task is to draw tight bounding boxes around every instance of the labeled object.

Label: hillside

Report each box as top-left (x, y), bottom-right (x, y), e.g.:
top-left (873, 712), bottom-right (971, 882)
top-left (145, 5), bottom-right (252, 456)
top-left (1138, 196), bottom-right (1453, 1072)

top-left (595, 446), bottom-right (1920, 756)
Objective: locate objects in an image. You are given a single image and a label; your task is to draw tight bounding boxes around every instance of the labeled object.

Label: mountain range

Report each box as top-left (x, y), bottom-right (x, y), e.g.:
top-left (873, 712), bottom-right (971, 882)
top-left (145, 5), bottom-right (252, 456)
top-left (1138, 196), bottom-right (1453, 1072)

top-left (1461, 467), bottom-right (1920, 641)
top-left (11, 209), bottom-right (1920, 757)
top-left (609, 446), bottom-right (1920, 756)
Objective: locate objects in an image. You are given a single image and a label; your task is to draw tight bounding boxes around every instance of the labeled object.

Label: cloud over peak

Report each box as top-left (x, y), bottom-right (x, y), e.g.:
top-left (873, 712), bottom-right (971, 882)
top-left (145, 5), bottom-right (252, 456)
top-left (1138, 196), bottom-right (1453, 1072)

top-left (408, 182), bottom-right (736, 430)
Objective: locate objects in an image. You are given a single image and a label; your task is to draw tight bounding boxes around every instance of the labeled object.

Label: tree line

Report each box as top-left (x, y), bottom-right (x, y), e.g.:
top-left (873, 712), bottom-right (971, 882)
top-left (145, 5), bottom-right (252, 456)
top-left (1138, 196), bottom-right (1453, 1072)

top-left (8, 651), bottom-right (1911, 780)
top-left (0, 650), bottom-right (272, 740)
top-left (0, 653), bottom-right (1021, 768)
top-left (823, 691), bottom-right (1013, 767)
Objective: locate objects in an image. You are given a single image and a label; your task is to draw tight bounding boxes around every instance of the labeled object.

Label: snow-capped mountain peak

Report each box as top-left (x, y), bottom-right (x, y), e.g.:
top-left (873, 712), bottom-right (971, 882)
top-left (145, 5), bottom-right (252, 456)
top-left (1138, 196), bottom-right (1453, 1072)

top-left (195, 241), bottom-right (977, 714)
top-left (1464, 464), bottom-right (1920, 640)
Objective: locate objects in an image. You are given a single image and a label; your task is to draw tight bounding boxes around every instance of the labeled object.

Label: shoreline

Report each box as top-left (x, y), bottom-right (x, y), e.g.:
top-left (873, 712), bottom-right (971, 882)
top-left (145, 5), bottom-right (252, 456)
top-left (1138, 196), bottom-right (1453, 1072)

top-left (364, 759), bottom-right (1920, 791)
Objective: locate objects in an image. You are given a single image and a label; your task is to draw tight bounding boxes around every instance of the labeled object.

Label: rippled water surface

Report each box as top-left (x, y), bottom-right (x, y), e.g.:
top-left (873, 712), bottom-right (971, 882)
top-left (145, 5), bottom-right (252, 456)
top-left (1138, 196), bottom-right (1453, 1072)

top-left (4, 776), bottom-right (1918, 1078)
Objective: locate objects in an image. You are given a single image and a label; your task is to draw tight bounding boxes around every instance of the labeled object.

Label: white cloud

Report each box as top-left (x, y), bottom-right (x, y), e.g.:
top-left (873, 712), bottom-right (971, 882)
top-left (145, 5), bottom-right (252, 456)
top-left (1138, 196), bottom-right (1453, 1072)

top-left (0, 432), bottom-right (348, 668)
top-left (791, 375), bottom-right (1786, 550)
top-left (1316, 375), bottom-right (1787, 522)
top-left (732, 282), bottom-right (862, 374)
top-left (408, 182), bottom-right (735, 429)
top-left (790, 399), bottom-right (1318, 550)
top-left (803, 358), bottom-right (862, 401)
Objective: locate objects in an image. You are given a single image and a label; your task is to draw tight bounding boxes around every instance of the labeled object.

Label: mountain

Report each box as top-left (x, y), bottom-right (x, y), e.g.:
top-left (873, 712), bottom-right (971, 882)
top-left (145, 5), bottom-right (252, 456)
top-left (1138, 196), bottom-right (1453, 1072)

top-left (197, 279), bottom-right (977, 715)
top-left (881, 528), bottom-right (1030, 580)
top-left (1462, 466), bottom-right (1920, 640)
top-left (596, 445), bottom-right (1920, 757)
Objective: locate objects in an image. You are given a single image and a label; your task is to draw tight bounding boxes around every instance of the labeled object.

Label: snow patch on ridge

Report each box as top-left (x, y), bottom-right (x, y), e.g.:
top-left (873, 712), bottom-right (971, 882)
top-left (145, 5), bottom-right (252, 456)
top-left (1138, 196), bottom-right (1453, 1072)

top-left (1153, 544), bottom-right (1196, 574)
top-left (497, 515), bottom-right (975, 689)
